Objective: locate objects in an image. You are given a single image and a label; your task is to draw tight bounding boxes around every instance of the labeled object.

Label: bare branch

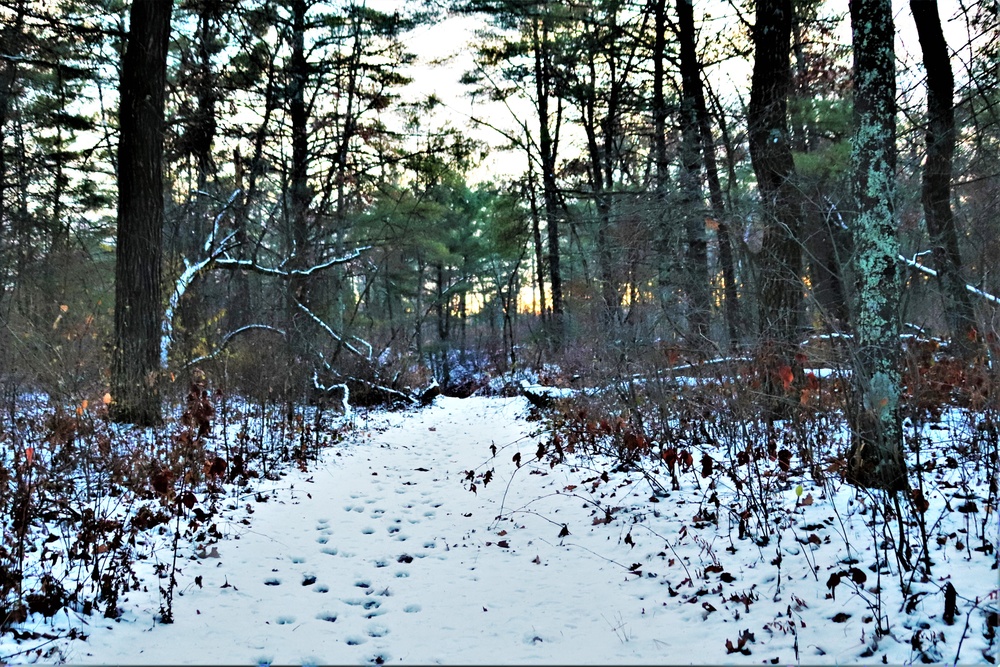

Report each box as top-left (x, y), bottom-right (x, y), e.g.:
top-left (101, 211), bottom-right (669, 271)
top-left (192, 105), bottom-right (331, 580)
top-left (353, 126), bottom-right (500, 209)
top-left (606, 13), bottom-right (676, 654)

top-left (161, 190), bottom-right (242, 368)
top-left (213, 245), bottom-right (371, 279)
top-left (294, 299), bottom-right (367, 359)
top-left (183, 324), bottom-right (287, 369)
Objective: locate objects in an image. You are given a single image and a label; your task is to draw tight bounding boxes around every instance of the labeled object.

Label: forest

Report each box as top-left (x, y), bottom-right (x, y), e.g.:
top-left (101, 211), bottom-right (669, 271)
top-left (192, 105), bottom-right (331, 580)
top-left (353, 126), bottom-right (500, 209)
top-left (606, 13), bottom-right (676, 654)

top-left (0, 0), bottom-right (998, 662)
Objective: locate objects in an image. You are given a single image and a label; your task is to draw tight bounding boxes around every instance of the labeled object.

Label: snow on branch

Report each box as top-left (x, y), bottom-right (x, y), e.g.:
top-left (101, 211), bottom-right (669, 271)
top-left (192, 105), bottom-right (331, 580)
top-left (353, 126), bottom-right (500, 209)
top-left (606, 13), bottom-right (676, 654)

top-left (294, 299), bottom-right (370, 360)
top-left (822, 198), bottom-right (996, 306)
top-left (337, 372), bottom-right (418, 406)
top-left (213, 246), bottom-right (371, 279)
top-left (183, 324), bottom-right (287, 369)
top-left (312, 372), bottom-right (351, 415)
top-left (161, 190), bottom-right (242, 368)
top-left (898, 252), bottom-right (999, 305)
top-left (159, 186), bottom-right (371, 369)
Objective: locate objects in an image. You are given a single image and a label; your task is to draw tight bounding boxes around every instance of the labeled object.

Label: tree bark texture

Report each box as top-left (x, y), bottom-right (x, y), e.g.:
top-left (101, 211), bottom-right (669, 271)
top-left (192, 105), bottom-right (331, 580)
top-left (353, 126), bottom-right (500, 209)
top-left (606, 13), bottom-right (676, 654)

top-left (677, 0), bottom-right (711, 347)
top-left (287, 0), bottom-right (312, 366)
top-left (747, 0), bottom-right (803, 411)
top-left (695, 67), bottom-right (741, 348)
top-left (111, 0), bottom-right (172, 426)
top-left (532, 15), bottom-right (564, 339)
top-left (911, 0), bottom-right (979, 358)
top-left (846, 0), bottom-right (907, 491)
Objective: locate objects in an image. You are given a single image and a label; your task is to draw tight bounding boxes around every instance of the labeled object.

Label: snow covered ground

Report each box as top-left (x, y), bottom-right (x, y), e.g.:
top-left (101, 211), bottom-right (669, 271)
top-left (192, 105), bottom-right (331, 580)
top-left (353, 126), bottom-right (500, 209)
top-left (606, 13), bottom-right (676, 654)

top-left (2, 395), bottom-right (998, 664)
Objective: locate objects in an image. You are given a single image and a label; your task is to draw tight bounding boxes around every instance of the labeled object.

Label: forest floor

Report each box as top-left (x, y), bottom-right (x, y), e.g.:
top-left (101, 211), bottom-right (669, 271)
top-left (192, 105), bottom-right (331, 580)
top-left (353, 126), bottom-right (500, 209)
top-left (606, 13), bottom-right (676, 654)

top-left (1, 392), bottom-right (998, 665)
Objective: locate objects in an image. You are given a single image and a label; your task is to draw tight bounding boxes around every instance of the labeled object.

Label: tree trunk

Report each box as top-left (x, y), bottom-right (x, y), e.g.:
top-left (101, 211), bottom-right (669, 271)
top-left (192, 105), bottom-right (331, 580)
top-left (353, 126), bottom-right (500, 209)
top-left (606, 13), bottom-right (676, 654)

top-left (111, 0), bottom-right (172, 426)
top-left (652, 0), bottom-right (669, 192)
top-left (287, 0), bottom-right (312, 368)
top-left (697, 75), bottom-right (741, 348)
top-left (677, 0), bottom-right (711, 348)
top-left (532, 14), bottom-right (564, 341)
top-left (911, 0), bottom-right (979, 359)
top-left (747, 0), bottom-right (803, 414)
top-left (845, 0), bottom-right (907, 491)
top-left (526, 159), bottom-right (548, 320)
top-left (0, 0), bottom-right (26, 307)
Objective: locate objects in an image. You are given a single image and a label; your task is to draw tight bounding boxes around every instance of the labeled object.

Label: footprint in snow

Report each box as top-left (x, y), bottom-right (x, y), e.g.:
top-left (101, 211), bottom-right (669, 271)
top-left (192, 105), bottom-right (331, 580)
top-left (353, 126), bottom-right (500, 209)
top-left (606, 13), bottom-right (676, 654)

top-left (403, 604), bottom-right (421, 613)
top-left (302, 574), bottom-right (317, 586)
top-left (345, 598), bottom-right (380, 610)
top-left (275, 616), bottom-right (295, 625)
top-left (361, 527), bottom-right (375, 535)
top-left (367, 624), bottom-right (389, 637)
top-left (264, 578), bottom-right (281, 586)
top-left (316, 612), bottom-right (337, 623)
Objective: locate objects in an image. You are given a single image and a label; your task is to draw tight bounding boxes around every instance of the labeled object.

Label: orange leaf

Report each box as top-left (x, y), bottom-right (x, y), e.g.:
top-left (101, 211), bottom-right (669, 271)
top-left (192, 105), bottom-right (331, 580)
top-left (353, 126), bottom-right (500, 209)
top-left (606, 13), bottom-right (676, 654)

top-left (25, 447), bottom-right (34, 466)
top-left (102, 392), bottom-right (113, 405)
top-left (778, 365), bottom-right (794, 391)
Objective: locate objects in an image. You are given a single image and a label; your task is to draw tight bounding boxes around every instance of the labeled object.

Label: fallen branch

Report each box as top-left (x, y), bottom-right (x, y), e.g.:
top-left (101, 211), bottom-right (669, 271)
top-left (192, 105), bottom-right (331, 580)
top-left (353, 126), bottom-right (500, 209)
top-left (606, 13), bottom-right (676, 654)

top-left (899, 252), bottom-right (999, 305)
top-left (161, 190), bottom-right (241, 368)
top-left (312, 371), bottom-right (351, 415)
top-left (294, 299), bottom-right (369, 361)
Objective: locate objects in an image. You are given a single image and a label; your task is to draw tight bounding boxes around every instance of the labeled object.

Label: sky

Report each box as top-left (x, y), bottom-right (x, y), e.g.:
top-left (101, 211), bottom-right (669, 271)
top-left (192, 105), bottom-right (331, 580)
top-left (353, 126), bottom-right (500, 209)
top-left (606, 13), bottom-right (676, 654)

top-left (371, 0), bottom-right (986, 185)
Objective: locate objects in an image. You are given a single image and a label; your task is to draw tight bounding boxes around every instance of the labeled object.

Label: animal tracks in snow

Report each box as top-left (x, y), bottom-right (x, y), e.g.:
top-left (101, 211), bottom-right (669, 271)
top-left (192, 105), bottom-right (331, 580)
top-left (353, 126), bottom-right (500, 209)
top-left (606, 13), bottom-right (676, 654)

top-left (72, 397), bottom-right (588, 665)
top-left (183, 403), bottom-right (478, 663)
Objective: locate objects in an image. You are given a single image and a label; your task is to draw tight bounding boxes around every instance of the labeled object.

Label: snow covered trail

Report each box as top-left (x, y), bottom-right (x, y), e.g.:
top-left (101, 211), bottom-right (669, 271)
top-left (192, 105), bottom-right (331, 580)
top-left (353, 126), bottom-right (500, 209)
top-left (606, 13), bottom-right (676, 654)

top-left (64, 396), bottom-right (663, 665)
top-left (46, 395), bottom-right (998, 665)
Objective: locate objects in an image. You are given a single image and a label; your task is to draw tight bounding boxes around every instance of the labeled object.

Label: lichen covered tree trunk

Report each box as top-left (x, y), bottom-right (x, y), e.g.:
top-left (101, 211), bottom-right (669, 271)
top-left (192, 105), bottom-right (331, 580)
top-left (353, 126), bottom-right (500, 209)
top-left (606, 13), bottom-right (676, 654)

top-left (846, 0), bottom-right (907, 491)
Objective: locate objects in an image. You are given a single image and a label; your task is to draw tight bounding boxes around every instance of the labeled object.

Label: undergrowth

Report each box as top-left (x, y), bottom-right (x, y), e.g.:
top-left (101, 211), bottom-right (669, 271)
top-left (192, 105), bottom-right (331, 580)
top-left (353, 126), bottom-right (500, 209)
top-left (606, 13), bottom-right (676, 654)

top-left (464, 337), bottom-right (999, 663)
top-left (0, 370), bottom-right (351, 656)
